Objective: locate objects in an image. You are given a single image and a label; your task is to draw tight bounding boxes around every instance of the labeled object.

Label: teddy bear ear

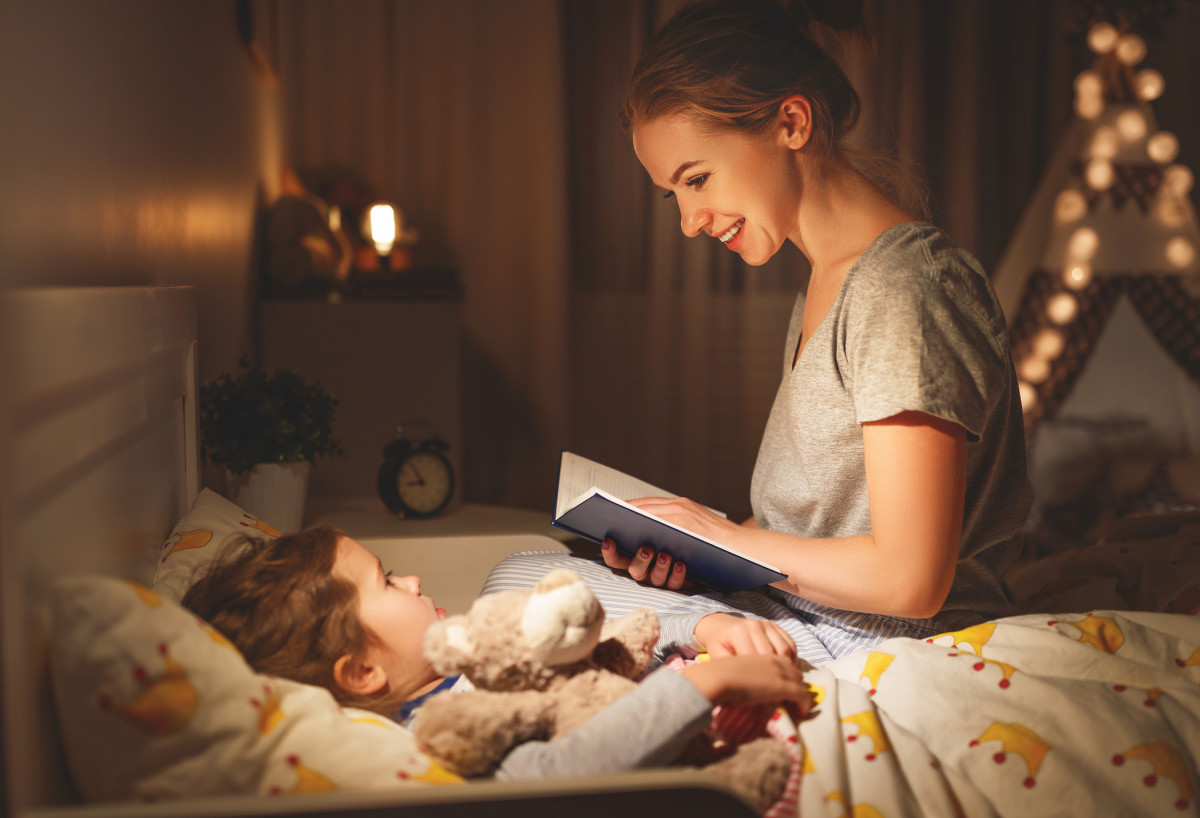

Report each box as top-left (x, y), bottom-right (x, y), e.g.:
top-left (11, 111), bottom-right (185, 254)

top-left (422, 617), bottom-right (476, 674)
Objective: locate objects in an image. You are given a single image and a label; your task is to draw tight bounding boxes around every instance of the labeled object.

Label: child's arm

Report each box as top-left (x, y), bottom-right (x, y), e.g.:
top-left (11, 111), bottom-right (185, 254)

top-left (494, 654), bottom-right (808, 780)
top-left (656, 612), bottom-right (796, 662)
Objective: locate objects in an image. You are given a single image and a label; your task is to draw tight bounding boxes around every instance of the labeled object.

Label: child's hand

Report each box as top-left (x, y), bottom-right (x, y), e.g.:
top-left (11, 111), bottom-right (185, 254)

top-left (694, 613), bottom-right (796, 658)
top-left (680, 654), bottom-right (811, 714)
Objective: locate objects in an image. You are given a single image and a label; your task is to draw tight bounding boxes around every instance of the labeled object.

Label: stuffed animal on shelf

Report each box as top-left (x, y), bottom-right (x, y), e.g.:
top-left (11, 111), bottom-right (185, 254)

top-left (413, 568), bottom-right (799, 814)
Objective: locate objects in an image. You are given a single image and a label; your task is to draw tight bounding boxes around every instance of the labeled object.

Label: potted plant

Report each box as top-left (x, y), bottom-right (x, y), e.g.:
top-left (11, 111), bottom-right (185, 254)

top-left (200, 356), bottom-right (343, 532)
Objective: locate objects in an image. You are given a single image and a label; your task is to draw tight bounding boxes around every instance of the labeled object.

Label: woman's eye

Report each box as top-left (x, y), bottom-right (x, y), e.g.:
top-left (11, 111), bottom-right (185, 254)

top-left (685, 174), bottom-right (709, 190)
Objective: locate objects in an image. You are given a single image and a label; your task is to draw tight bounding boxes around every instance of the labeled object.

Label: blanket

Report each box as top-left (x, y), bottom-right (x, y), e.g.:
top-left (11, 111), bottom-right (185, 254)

top-left (785, 610), bottom-right (1200, 817)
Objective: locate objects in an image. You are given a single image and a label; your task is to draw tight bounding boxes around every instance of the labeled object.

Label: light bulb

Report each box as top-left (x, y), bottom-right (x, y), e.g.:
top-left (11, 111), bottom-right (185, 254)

top-left (1146, 131), bottom-right (1180, 164)
top-left (1033, 328), bottom-right (1066, 359)
top-left (1085, 158), bottom-right (1115, 190)
top-left (365, 203), bottom-right (398, 254)
top-left (1166, 237), bottom-right (1196, 269)
top-left (1047, 292), bottom-right (1079, 325)
top-left (1075, 94), bottom-right (1105, 120)
top-left (1114, 34), bottom-right (1147, 66)
top-left (1063, 262), bottom-right (1093, 290)
top-left (1163, 164), bottom-right (1195, 196)
top-left (1087, 22), bottom-right (1119, 54)
top-left (1116, 109), bottom-right (1148, 142)
top-left (1018, 381), bottom-right (1039, 412)
top-left (1055, 189), bottom-right (1088, 223)
top-left (1068, 227), bottom-right (1100, 260)
top-left (1134, 68), bottom-right (1165, 101)
top-left (1089, 126), bottom-right (1119, 159)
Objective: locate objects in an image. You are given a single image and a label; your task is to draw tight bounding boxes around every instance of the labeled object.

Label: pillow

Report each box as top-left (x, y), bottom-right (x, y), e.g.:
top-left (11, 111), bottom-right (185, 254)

top-left (50, 575), bottom-right (463, 804)
top-left (153, 488), bottom-right (280, 602)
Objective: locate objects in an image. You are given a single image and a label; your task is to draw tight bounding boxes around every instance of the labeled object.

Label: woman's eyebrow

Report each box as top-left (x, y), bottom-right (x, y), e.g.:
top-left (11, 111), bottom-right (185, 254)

top-left (671, 160), bottom-right (702, 184)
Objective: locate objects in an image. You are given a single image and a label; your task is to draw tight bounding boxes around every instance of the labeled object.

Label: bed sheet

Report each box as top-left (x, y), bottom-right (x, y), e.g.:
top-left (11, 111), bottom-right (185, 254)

top-left (778, 609), bottom-right (1200, 817)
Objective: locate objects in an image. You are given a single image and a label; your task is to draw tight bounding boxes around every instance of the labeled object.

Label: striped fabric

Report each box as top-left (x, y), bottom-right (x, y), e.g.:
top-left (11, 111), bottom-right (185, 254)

top-left (482, 551), bottom-right (938, 667)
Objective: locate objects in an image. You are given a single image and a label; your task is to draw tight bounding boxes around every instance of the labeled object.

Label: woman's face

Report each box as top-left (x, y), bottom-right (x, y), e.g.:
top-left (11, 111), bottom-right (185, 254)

top-left (633, 112), bottom-right (801, 266)
top-left (333, 535), bottom-right (445, 696)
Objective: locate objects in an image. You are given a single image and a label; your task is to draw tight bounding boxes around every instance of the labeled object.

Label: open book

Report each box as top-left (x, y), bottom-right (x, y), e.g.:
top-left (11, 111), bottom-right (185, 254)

top-left (551, 451), bottom-right (786, 593)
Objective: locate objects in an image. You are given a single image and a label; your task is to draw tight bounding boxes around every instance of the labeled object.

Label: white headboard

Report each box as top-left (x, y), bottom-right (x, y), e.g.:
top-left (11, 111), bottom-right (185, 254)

top-left (0, 285), bottom-right (199, 814)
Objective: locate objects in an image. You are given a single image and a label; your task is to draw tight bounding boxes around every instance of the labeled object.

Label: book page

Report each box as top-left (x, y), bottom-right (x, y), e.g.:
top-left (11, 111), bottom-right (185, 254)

top-left (556, 451), bottom-right (676, 518)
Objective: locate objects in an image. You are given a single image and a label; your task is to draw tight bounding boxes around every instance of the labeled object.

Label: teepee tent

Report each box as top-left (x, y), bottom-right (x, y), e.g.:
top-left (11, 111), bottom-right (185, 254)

top-left (991, 14), bottom-right (1200, 524)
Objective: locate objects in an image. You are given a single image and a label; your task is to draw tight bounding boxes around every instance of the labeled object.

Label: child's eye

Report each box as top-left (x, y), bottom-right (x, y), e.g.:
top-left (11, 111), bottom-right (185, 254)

top-left (384, 570), bottom-right (396, 588)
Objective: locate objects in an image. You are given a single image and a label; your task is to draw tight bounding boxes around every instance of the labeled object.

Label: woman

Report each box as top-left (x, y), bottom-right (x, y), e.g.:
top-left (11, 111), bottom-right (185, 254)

top-left (484, 0), bottom-right (1032, 665)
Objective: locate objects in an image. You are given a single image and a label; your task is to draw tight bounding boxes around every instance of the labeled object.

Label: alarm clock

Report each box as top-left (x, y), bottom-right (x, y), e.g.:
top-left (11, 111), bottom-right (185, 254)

top-left (377, 426), bottom-right (456, 519)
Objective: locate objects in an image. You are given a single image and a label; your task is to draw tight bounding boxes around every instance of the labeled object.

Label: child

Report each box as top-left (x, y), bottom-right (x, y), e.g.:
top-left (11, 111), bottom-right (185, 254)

top-left (181, 526), bottom-right (810, 780)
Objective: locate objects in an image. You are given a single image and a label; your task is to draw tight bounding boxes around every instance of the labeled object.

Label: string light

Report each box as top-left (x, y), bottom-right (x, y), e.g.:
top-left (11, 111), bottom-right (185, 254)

top-left (1075, 95), bottom-right (1105, 120)
top-left (1033, 328), bottom-right (1066, 359)
top-left (1085, 158), bottom-right (1115, 190)
top-left (1063, 262), bottom-right (1093, 290)
top-left (1086, 22), bottom-right (1119, 53)
top-left (1134, 68), bottom-right (1165, 101)
top-left (1046, 292), bottom-right (1079, 325)
top-left (1155, 197), bottom-right (1186, 229)
top-left (1166, 237), bottom-right (1196, 268)
top-left (1114, 33), bottom-right (1147, 66)
top-left (1055, 190), bottom-right (1088, 223)
top-left (1115, 109), bottom-right (1148, 142)
top-left (1018, 356), bottom-right (1052, 384)
top-left (1068, 227), bottom-right (1100, 260)
top-left (1162, 164), bottom-right (1194, 196)
top-left (1018, 382), bottom-right (1038, 413)
top-left (1089, 126), bottom-right (1119, 159)
top-left (1146, 131), bottom-right (1180, 164)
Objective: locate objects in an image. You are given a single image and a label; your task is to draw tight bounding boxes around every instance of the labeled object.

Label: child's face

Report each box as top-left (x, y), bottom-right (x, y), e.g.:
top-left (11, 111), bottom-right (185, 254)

top-left (633, 112), bottom-right (801, 267)
top-left (333, 535), bottom-right (446, 697)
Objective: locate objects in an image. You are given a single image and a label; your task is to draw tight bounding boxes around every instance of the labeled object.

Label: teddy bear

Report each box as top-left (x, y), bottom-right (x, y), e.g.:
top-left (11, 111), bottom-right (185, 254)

top-left (412, 567), bottom-right (800, 814)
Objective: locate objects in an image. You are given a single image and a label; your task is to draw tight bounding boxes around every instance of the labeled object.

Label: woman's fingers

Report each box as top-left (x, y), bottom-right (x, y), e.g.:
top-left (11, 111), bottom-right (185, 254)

top-left (601, 539), bottom-right (687, 588)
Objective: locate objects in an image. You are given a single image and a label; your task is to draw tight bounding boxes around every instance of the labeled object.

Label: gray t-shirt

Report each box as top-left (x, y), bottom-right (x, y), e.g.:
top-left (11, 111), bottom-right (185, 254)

top-left (750, 221), bottom-right (1033, 630)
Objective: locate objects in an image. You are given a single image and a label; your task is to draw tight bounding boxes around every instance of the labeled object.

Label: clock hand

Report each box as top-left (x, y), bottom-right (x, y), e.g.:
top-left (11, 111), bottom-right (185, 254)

top-left (405, 463), bottom-right (427, 486)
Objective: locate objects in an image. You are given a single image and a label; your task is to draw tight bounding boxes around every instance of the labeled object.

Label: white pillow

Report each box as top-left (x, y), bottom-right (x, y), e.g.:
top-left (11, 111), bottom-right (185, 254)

top-left (153, 489), bottom-right (280, 602)
top-left (50, 575), bottom-right (463, 804)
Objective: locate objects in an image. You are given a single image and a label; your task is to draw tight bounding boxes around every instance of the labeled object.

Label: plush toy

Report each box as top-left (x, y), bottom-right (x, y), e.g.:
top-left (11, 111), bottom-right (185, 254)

top-left (413, 568), bottom-right (801, 814)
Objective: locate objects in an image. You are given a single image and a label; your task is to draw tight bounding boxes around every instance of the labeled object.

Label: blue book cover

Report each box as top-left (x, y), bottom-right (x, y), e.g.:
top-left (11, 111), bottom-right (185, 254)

top-left (552, 452), bottom-right (786, 593)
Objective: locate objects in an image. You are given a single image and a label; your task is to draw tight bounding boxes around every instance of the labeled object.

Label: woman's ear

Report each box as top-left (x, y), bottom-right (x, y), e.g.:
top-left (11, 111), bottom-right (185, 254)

top-left (333, 652), bottom-right (388, 696)
top-left (777, 95), bottom-right (813, 150)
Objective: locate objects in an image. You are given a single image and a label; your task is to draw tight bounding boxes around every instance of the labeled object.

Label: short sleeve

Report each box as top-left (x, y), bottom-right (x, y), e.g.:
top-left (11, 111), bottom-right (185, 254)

top-left (839, 234), bottom-right (1009, 442)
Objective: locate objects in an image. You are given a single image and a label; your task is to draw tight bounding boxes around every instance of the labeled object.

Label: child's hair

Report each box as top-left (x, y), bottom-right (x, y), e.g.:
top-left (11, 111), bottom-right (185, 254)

top-left (622, 0), bottom-right (928, 218)
top-left (181, 526), bottom-right (407, 715)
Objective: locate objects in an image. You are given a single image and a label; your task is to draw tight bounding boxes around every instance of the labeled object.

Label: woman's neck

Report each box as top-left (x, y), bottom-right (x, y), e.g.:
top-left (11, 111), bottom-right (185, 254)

top-left (790, 161), bottom-right (914, 279)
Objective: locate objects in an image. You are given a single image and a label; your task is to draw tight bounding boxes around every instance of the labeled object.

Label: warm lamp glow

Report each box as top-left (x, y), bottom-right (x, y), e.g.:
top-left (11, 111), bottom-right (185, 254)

top-left (364, 203), bottom-right (398, 255)
top-left (1055, 190), bottom-right (1088, 223)
top-left (1166, 237), bottom-right (1197, 269)
top-left (1089, 126), bottom-right (1119, 159)
top-left (1134, 69), bottom-right (1165, 101)
top-left (1147, 131), bottom-right (1180, 164)
top-left (1068, 227), bottom-right (1100, 260)
top-left (1033, 328), bottom-right (1066, 359)
top-left (1063, 262), bottom-right (1093, 290)
top-left (1047, 292), bottom-right (1079, 325)
top-left (1087, 23), bottom-right (1119, 54)
top-left (1114, 33), bottom-right (1147, 66)
top-left (1085, 158), bottom-right (1115, 190)
top-left (1116, 109), bottom-right (1148, 142)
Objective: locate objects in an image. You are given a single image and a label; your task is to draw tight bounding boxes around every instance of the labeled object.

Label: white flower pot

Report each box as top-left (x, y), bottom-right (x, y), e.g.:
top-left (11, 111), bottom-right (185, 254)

top-left (224, 461), bottom-right (312, 534)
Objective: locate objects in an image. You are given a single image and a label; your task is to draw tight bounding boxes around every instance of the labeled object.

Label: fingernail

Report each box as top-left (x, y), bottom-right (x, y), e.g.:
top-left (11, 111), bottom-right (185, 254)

top-left (657, 553), bottom-right (670, 565)
top-left (601, 539), bottom-right (613, 550)
top-left (673, 563), bottom-right (684, 573)
top-left (638, 547), bottom-right (653, 560)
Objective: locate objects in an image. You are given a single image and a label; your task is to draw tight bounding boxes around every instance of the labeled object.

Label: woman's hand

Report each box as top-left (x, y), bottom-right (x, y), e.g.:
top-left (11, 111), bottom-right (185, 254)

top-left (680, 654), bottom-right (812, 717)
top-left (694, 613), bottom-right (795, 658)
top-left (599, 496), bottom-right (742, 589)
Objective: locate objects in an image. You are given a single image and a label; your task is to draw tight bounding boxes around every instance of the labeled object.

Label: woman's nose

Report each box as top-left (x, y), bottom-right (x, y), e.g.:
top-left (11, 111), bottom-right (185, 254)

top-left (680, 204), bottom-right (710, 238)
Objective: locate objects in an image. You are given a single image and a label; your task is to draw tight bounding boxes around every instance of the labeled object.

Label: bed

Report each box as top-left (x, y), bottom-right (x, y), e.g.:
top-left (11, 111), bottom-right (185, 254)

top-left (1, 285), bottom-right (1198, 818)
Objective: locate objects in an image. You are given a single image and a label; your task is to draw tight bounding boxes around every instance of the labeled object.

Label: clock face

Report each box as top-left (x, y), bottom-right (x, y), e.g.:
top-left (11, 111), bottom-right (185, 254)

top-left (394, 450), bottom-right (454, 516)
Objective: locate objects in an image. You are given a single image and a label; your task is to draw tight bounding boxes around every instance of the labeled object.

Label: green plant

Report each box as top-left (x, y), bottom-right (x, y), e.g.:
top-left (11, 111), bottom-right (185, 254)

top-left (199, 356), bottom-right (343, 475)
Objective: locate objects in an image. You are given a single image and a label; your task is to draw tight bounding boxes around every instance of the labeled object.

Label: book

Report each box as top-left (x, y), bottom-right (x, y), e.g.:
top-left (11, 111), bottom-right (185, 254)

top-left (551, 451), bottom-right (786, 593)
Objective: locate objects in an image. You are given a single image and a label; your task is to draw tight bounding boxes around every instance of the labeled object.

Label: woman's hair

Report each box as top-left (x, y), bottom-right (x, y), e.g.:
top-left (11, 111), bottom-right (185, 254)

top-left (181, 526), bottom-right (407, 715)
top-left (623, 0), bottom-right (928, 216)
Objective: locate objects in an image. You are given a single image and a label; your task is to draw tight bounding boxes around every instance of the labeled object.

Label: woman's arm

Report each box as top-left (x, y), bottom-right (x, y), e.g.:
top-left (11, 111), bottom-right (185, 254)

top-left (605, 410), bottom-right (966, 620)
